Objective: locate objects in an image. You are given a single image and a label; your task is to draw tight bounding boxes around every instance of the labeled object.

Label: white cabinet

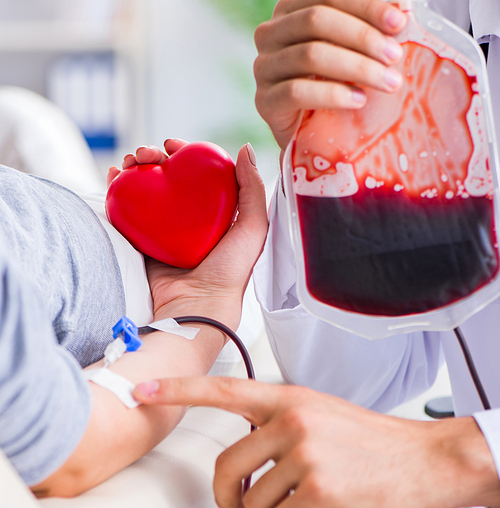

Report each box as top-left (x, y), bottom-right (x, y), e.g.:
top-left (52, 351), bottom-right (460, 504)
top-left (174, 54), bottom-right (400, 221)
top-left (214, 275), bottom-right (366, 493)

top-left (0, 0), bottom-right (149, 173)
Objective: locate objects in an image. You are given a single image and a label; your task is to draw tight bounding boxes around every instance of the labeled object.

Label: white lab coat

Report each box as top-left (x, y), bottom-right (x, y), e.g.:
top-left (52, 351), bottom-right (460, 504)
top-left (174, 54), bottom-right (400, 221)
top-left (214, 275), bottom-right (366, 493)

top-left (253, 0), bottom-right (500, 476)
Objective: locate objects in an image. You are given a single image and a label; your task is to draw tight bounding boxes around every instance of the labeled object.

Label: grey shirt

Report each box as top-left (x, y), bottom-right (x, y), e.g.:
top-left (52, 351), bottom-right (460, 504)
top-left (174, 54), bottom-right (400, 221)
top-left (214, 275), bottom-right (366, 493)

top-left (0, 166), bottom-right (126, 485)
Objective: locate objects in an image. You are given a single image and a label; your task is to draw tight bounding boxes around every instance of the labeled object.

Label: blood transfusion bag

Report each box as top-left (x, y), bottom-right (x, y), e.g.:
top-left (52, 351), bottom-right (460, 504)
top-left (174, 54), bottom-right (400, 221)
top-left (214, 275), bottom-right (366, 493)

top-left (284, 0), bottom-right (500, 339)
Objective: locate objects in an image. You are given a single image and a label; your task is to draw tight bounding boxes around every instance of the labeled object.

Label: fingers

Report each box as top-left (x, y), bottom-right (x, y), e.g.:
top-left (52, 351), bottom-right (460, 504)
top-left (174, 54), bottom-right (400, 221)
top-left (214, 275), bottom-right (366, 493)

top-left (107, 166), bottom-right (121, 188)
top-left (253, 0), bottom-right (407, 151)
top-left (120, 139), bottom-right (189, 169)
top-left (214, 427), bottom-right (298, 508)
top-left (273, 0), bottom-right (407, 35)
top-left (164, 138), bottom-right (189, 155)
top-left (241, 459), bottom-right (300, 508)
top-left (135, 145), bottom-right (168, 165)
top-left (122, 153), bottom-right (137, 169)
top-left (254, 3), bottom-right (405, 98)
top-left (274, 485), bottom-right (316, 508)
top-left (202, 142), bottom-right (268, 275)
top-left (256, 42), bottom-right (402, 96)
top-left (214, 432), bottom-right (304, 508)
top-left (122, 145), bottom-right (167, 169)
top-left (134, 377), bottom-right (284, 427)
top-left (259, 78), bottom-right (366, 116)
top-left (256, 5), bottom-right (403, 66)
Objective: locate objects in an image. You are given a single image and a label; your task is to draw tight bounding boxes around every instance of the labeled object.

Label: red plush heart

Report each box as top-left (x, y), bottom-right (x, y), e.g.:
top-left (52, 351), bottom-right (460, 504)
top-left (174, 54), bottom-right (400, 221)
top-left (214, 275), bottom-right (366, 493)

top-left (105, 141), bottom-right (238, 268)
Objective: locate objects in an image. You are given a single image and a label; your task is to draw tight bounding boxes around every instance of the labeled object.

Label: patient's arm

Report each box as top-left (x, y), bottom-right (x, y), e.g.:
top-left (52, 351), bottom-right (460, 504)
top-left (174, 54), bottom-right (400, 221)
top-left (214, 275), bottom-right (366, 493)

top-left (31, 143), bottom-right (268, 498)
top-left (32, 316), bottom-right (228, 498)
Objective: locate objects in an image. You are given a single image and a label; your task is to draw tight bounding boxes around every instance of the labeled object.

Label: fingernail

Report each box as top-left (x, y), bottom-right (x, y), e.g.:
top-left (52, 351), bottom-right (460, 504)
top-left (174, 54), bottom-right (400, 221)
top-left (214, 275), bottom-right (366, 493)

top-left (351, 88), bottom-right (366, 105)
top-left (135, 381), bottom-right (160, 397)
top-left (384, 38), bottom-right (403, 62)
top-left (246, 143), bottom-right (257, 167)
top-left (385, 8), bottom-right (406, 29)
top-left (384, 68), bottom-right (403, 89)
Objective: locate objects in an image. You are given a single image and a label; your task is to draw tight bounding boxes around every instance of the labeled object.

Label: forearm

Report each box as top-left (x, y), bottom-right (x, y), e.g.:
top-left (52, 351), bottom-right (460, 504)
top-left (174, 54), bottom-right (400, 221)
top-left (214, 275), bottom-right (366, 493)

top-left (32, 306), bottom-right (231, 498)
top-left (30, 137), bottom-right (266, 498)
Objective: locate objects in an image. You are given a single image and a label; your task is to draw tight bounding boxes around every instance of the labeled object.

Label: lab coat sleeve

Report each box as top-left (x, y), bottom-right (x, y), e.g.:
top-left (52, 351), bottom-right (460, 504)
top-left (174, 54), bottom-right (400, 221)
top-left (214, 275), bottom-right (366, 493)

top-left (474, 409), bottom-right (500, 481)
top-left (469, 0), bottom-right (500, 481)
top-left (0, 251), bottom-right (92, 486)
top-left (253, 179), bottom-right (444, 413)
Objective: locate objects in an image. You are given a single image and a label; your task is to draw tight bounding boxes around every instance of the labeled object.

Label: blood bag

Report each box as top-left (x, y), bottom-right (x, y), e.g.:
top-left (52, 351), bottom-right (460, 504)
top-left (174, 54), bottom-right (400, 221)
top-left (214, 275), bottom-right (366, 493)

top-left (284, 0), bottom-right (500, 339)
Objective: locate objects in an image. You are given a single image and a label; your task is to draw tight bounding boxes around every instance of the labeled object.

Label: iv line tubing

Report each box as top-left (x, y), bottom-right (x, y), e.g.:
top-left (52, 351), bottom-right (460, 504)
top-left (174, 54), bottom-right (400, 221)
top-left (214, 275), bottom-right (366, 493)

top-left (454, 326), bottom-right (491, 411)
top-left (173, 316), bottom-right (256, 493)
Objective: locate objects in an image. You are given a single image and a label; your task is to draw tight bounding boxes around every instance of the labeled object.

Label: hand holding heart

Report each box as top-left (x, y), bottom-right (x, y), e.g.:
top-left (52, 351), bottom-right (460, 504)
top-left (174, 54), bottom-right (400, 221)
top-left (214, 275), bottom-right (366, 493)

top-left (108, 141), bottom-right (268, 329)
top-left (107, 140), bottom-right (239, 269)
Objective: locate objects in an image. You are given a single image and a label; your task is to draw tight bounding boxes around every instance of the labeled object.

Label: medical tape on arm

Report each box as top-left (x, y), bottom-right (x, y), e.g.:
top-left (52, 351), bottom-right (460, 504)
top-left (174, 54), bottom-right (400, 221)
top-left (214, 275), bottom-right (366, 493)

top-left (138, 318), bottom-right (200, 340)
top-left (84, 368), bottom-right (140, 409)
top-left (83, 317), bottom-right (200, 409)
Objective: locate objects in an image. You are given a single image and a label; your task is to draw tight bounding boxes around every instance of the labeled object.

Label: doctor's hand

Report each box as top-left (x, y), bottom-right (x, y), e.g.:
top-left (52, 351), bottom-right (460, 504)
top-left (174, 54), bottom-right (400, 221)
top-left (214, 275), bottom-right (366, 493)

top-left (254, 0), bottom-right (408, 151)
top-left (134, 377), bottom-right (500, 508)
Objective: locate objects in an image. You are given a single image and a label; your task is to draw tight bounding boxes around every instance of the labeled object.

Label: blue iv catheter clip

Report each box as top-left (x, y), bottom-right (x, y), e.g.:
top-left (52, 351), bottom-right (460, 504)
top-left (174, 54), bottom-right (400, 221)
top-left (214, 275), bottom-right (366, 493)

top-left (112, 316), bottom-right (143, 352)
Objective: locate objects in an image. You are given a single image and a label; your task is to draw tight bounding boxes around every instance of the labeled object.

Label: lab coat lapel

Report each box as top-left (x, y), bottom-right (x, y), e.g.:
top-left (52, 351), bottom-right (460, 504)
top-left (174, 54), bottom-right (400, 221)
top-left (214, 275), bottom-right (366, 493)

top-left (470, 0), bottom-right (500, 38)
top-left (427, 0), bottom-right (470, 30)
top-left (485, 37), bottom-right (500, 137)
top-left (470, 0), bottom-right (500, 139)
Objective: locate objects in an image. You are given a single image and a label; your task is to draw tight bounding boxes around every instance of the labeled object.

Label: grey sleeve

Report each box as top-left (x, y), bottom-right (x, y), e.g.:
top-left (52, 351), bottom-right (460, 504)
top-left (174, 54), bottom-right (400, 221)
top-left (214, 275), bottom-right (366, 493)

top-left (0, 251), bottom-right (92, 486)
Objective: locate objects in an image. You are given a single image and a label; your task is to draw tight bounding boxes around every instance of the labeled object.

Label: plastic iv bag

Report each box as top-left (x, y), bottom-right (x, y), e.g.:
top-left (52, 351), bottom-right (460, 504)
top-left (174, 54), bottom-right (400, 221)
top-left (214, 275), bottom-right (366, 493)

top-left (283, 0), bottom-right (500, 339)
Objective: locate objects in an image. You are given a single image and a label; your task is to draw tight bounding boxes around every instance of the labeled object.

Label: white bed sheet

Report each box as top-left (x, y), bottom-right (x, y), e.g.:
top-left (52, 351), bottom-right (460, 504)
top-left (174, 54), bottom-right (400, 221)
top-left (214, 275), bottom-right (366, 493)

top-left (39, 406), bottom-right (251, 508)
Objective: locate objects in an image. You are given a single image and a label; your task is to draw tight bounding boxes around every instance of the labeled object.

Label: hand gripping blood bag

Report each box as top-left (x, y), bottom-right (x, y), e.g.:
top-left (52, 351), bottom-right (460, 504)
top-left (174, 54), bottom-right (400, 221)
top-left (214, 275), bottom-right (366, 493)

top-left (283, 0), bottom-right (500, 339)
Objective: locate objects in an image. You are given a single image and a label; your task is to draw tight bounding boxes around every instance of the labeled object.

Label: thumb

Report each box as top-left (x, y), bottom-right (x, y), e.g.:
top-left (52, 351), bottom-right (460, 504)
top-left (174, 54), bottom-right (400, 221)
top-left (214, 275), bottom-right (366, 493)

top-left (231, 143), bottom-right (268, 240)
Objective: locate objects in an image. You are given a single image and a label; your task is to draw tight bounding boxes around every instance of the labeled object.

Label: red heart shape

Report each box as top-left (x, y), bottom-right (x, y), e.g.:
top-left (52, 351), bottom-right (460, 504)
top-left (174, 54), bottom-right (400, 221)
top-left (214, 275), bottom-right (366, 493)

top-left (105, 141), bottom-right (238, 268)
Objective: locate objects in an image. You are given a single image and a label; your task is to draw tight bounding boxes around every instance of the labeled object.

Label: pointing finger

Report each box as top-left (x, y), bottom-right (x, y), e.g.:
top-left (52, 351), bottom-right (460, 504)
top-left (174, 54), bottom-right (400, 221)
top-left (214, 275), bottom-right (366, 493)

top-left (134, 377), bottom-right (286, 427)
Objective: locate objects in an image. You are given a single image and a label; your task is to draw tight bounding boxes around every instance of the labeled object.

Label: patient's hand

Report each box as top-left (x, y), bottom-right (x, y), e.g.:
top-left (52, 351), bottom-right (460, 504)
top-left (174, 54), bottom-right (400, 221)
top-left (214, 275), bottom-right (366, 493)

top-left (146, 143), bottom-right (268, 331)
top-left (109, 140), bottom-right (268, 331)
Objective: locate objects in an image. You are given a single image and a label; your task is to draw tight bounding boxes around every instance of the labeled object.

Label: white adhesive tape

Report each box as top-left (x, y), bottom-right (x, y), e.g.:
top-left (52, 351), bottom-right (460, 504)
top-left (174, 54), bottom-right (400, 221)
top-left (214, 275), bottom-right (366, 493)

top-left (84, 368), bottom-right (140, 409)
top-left (147, 318), bottom-right (200, 340)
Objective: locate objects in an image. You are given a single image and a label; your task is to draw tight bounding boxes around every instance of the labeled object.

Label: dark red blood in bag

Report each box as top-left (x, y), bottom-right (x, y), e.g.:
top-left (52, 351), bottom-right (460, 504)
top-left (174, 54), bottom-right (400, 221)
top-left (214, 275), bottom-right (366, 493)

top-left (297, 191), bottom-right (497, 315)
top-left (292, 38), bottom-right (499, 316)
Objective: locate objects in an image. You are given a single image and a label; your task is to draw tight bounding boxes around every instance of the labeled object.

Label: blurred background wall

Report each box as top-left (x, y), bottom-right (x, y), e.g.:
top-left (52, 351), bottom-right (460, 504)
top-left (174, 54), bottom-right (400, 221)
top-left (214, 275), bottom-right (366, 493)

top-left (0, 0), bottom-right (280, 187)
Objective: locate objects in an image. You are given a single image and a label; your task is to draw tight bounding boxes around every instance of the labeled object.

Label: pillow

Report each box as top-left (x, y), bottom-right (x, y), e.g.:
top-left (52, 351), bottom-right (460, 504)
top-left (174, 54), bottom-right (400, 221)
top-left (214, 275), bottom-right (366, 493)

top-left (0, 86), bottom-right (104, 194)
